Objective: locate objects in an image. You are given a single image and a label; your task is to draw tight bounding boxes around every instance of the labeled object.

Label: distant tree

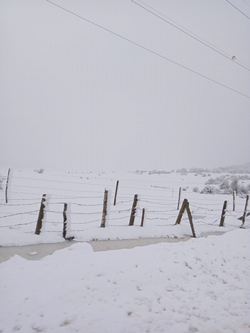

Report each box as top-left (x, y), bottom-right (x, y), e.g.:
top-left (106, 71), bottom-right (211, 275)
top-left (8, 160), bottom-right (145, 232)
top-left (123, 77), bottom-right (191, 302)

top-left (230, 178), bottom-right (239, 194)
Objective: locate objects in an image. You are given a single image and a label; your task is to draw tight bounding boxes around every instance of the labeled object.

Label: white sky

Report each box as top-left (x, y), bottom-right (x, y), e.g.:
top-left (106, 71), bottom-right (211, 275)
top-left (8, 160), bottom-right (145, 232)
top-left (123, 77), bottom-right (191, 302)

top-left (1, 0), bottom-right (250, 172)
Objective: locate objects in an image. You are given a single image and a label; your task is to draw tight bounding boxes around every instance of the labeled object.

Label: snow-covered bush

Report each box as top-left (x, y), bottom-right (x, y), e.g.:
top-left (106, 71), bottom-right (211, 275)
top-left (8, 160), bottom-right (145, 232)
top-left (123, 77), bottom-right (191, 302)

top-left (200, 186), bottom-right (220, 194)
top-left (193, 187), bottom-right (199, 193)
top-left (238, 184), bottom-right (249, 195)
top-left (205, 175), bottom-right (226, 185)
top-left (219, 180), bottom-right (233, 194)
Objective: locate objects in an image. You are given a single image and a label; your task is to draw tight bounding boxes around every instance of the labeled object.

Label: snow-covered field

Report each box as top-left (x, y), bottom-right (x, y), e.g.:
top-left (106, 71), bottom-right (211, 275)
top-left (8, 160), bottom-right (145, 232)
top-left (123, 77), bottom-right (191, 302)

top-left (0, 169), bottom-right (249, 246)
top-left (0, 229), bottom-right (250, 333)
top-left (0, 169), bottom-right (250, 333)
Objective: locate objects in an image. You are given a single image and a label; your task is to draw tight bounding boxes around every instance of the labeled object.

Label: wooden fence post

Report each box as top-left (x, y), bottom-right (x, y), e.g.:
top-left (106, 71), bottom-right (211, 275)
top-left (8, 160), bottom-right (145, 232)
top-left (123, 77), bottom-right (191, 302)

top-left (5, 169), bottom-right (11, 204)
top-left (241, 195), bottom-right (249, 227)
top-left (233, 191), bottom-right (236, 212)
top-left (219, 201), bottom-right (227, 227)
top-left (177, 187), bottom-right (181, 210)
top-left (141, 208), bottom-right (145, 227)
top-left (186, 201), bottom-right (196, 238)
top-left (113, 180), bottom-right (119, 206)
top-left (35, 194), bottom-right (46, 235)
top-left (175, 199), bottom-right (187, 225)
top-left (63, 203), bottom-right (67, 239)
top-left (101, 189), bottom-right (108, 228)
top-left (129, 194), bottom-right (138, 226)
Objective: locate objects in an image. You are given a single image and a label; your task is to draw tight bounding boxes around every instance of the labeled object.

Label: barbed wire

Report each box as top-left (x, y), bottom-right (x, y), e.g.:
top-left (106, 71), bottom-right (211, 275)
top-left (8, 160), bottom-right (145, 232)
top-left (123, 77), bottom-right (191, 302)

top-left (0, 210), bottom-right (39, 219)
top-left (0, 221), bottom-right (37, 228)
top-left (109, 209), bottom-right (131, 214)
top-left (71, 219), bottom-right (100, 225)
top-left (12, 184), bottom-right (104, 194)
top-left (0, 202), bottom-right (41, 206)
top-left (146, 216), bottom-right (176, 221)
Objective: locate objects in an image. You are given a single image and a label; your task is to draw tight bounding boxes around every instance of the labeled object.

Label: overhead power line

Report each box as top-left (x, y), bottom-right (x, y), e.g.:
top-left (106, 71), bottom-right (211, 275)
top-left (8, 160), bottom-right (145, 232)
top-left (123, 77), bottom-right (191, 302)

top-left (46, 0), bottom-right (250, 99)
top-left (226, 0), bottom-right (250, 19)
top-left (132, 0), bottom-right (250, 72)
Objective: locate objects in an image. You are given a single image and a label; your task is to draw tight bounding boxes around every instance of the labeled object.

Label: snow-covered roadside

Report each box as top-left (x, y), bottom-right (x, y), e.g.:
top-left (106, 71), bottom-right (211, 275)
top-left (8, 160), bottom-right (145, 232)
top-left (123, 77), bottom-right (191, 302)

top-left (0, 229), bottom-right (249, 333)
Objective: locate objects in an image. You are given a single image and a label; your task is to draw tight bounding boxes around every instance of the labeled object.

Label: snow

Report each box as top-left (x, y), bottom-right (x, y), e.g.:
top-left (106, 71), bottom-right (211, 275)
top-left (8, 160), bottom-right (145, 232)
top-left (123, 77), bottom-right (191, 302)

top-left (0, 229), bottom-right (250, 333)
top-left (0, 169), bottom-right (250, 332)
top-left (0, 169), bottom-right (249, 247)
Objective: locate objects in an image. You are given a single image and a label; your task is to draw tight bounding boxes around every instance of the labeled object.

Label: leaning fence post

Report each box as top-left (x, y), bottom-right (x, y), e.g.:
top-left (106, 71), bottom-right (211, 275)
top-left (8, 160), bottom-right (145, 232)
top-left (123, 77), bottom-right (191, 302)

top-left (177, 187), bottom-right (181, 210)
top-left (141, 208), bottom-right (145, 227)
top-left (219, 201), bottom-right (227, 227)
top-left (241, 195), bottom-right (249, 227)
top-left (113, 180), bottom-right (119, 206)
top-left (186, 201), bottom-right (196, 238)
top-left (35, 194), bottom-right (46, 235)
top-left (175, 199), bottom-right (187, 225)
top-left (129, 194), bottom-right (138, 226)
top-left (101, 189), bottom-right (108, 228)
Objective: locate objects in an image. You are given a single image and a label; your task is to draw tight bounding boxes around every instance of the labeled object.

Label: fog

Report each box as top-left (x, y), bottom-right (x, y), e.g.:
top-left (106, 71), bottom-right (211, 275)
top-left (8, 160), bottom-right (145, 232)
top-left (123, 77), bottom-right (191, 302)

top-left (1, 0), bottom-right (250, 172)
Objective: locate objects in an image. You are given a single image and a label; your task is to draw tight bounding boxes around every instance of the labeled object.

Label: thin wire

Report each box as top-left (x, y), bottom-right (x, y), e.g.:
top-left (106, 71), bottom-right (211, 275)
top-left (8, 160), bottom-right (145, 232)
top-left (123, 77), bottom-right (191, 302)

top-left (0, 221), bottom-right (37, 228)
top-left (46, 0), bottom-right (250, 99)
top-left (226, 0), bottom-right (250, 19)
top-left (0, 210), bottom-right (39, 219)
top-left (132, 0), bottom-right (250, 71)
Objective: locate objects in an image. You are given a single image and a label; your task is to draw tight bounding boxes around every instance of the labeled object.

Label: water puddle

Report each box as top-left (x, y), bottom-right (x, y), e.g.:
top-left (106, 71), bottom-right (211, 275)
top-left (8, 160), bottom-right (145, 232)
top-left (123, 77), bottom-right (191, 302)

top-left (0, 231), bottom-right (226, 263)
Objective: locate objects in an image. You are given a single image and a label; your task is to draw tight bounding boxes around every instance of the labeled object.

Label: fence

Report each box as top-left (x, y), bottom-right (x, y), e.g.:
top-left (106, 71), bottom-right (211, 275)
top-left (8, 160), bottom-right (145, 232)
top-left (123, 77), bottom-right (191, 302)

top-left (0, 169), bottom-right (249, 240)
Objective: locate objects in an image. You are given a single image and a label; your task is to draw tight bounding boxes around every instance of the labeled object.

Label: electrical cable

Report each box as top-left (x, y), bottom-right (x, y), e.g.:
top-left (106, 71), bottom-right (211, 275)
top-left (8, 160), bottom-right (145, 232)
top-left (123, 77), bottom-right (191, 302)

top-left (226, 0), bottom-right (250, 19)
top-left (46, 0), bottom-right (250, 99)
top-left (132, 0), bottom-right (250, 71)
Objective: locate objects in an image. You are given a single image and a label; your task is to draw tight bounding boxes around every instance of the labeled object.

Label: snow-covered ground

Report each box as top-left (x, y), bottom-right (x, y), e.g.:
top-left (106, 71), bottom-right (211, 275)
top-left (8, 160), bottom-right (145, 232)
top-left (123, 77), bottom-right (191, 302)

top-left (0, 169), bottom-right (249, 246)
top-left (0, 169), bottom-right (250, 332)
top-left (0, 229), bottom-right (250, 333)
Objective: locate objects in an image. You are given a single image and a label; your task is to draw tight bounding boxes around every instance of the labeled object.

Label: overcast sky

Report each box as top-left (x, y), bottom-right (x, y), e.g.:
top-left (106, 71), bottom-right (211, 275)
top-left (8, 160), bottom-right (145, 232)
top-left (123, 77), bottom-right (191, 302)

top-left (1, 0), bottom-right (250, 172)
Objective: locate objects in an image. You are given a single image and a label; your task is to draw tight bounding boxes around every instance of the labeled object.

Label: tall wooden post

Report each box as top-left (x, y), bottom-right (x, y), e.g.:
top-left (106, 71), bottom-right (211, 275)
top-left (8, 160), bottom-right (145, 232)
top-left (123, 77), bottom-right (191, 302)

top-left (175, 199), bottom-right (187, 225)
top-left (63, 203), bottom-right (68, 239)
top-left (35, 194), bottom-right (46, 235)
top-left (141, 208), bottom-right (145, 227)
top-left (113, 181), bottom-right (119, 206)
top-left (129, 194), bottom-right (138, 226)
top-left (241, 195), bottom-right (249, 227)
top-left (5, 169), bottom-right (11, 204)
top-left (101, 190), bottom-right (108, 228)
top-left (177, 187), bottom-right (181, 210)
top-left (186, 201), bottom-right (196, 238)
top-left (219, 201), bottom-right (227, 227)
